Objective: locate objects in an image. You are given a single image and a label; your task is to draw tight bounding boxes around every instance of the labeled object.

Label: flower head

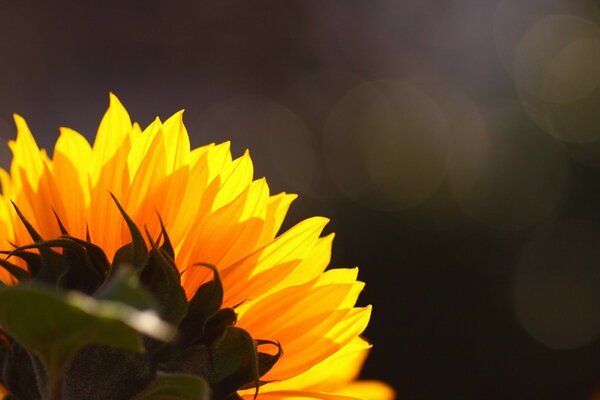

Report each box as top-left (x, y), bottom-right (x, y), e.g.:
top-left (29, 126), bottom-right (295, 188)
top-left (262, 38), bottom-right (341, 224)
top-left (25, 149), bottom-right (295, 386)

top-left (0, 94), bottom-right (393, 399)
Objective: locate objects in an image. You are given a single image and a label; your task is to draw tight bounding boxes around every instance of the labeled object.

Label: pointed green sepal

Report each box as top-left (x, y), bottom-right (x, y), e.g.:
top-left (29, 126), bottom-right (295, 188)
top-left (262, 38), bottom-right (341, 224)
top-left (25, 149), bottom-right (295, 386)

top-left (110, 193), bottom-right (148, 270)
top-left (64, 236), bottom-right (111, 278)
top-left (156, 213), bottom-right (175, 260)
top-left (12, 239), bottom-right (103, 292)
top-left (209, 327), bottom-right (260, 399)
top-left (2, 250), bottom-right (41, 277)
top-left (0, 259), bottom-right (29, 282)
top-left (52, 209), bottom-right (69, 235)
top-left (141, 228), bottom-right (187, 325)
top-left (10, 202), bottom-right (41, 243)
top-left (179, 263), bottom-right (223, 346)
top-left (201, 308), bottom-right (237, 345)
top-left (256, 339), bottom-right (283, 378)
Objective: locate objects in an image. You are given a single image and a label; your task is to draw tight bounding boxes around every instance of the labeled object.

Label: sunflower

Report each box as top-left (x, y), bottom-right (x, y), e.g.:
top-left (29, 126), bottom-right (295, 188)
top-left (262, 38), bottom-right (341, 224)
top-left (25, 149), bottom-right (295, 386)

top-left (0, 94), bottom-right (394, 400)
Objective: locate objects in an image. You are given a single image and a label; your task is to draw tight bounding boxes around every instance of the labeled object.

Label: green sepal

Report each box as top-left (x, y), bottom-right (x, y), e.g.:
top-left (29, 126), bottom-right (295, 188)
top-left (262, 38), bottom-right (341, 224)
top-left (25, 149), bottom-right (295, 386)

top-left (12, 239), bottom-right (103, 293)
top-left (110, 193), bottom-right (148, 271)
top-left (201, 308), bottom-right (237, 345)
top-left (179, 263), bottom-right (223, 346)
top-left (255, 339), bottom-right (283, 378)
top-left (141, 228), bottom-right (187, 325)
top-left (209, 327), bottom-right (259, 400)
top-left (65, 236), bottom-right (111, 278)
top-left (9, 204), bottom-right (70, 285)
top-left (157, 213), bottom-right (175, 260)
top-left (52, 209), bottom-right (69, 235)
top-left (1, 250), bottom-right (41, 277)
top-left (239, 340), bottom-right (283, 389)
top-left (58, 239), bottom-right (105, 293)
top-left (133, 373), bottom-right (210, 400)
top-left (36, 245), bottom-right (71, 286)
top-left (0, 259), bottom-right (29, 282)
top-left (0, 284), bottom-right (174, 397)
top-left (10, 202), bottom-right (41, 243)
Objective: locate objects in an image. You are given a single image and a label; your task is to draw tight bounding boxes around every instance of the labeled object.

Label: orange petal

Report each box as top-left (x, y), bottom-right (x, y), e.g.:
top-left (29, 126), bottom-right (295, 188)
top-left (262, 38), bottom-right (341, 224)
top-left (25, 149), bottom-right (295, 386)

top-left (52, 127), bottom-right (92, 237)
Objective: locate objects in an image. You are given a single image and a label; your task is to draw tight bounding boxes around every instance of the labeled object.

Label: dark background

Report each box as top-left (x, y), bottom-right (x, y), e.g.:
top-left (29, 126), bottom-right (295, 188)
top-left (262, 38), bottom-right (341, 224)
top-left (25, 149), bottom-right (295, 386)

top-left (2, 1), bottom-right (600, 399)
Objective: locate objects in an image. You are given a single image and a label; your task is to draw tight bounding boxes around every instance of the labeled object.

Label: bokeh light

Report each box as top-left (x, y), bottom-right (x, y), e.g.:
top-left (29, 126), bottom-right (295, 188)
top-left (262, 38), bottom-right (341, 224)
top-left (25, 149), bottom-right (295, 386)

top-left (513, 220), bottom-right (600, 349)
top-left (513, 15), bottom-right (600, 106)
top-left (448, 101), bottom-right (569, 231)
top-left (323, 80), bottom-right (451, 211)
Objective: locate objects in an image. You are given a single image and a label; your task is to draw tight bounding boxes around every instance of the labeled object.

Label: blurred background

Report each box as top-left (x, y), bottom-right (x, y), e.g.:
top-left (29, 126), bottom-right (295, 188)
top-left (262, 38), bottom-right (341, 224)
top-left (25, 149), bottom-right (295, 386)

top-left (1, 0), bottom-right (600, 398)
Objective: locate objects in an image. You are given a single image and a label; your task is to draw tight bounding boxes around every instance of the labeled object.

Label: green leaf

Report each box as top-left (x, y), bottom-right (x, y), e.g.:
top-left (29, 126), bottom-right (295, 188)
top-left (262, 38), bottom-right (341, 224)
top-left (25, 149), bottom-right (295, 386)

top-left (133, 373), bottom-right (210, 400)
top-left (179, 263), bottom-right (223, 346)
top-left (0, 284), bottom-right (175, 395)
top-left (110, 193), bottom-right (148, 270)
top-left (95, 267), bottom-right (158, 312)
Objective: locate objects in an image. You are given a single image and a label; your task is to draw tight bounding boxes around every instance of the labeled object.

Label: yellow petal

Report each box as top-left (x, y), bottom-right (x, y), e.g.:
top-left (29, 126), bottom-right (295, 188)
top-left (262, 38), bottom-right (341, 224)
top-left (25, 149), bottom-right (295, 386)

top-left (180, 178), bottom-right (270, 298)
top-left (247, 391), bottom-right (360, 400)
top-left (89, 93), bottom-right (132, 185)
top-left (9, 114), bottom-right (44, 190)
top-left (265, 233), bottom-right (335, 294)
top-left (206, 141), bottom-right (233, 184)
top-left (128, 118), bottom-right (160, 178)
top-left (238, 272), bottom-right (370, 380)
top-left (161, 110), bottom-right (190, 172)
top-left (212, 150), bottom-right (254, 212)
top-left (219, 216), bottom-right (329, 307)
top-left (332, 382), bottom-right (396, 400)
top-left (256, 192), bottom-right (297, 247)
top-left (125, 130), bottom-right (167, 217)
top-left (259, 337), bottom-right (371, 393)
